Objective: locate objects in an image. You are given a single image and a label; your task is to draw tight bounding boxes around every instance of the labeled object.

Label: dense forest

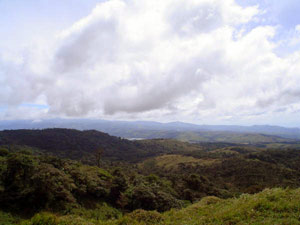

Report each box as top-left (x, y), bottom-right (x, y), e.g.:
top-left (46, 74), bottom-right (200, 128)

top-left (1, 129), bottom-right (300, 224)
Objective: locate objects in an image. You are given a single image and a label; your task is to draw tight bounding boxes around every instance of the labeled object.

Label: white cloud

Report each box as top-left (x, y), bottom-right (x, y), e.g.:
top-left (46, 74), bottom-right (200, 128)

top-left (1, 0), bottom-right (300, 125)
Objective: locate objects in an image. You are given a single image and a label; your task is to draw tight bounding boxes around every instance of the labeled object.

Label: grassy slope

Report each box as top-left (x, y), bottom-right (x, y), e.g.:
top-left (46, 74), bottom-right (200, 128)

top-left (116, 188), bottom-right (300, 225)
top-left (176, 131), bottom-right (291, 144)
top-left (136, 139), bottom-right (204, 152)
top-left (10, 188), bottom-right (300, 225)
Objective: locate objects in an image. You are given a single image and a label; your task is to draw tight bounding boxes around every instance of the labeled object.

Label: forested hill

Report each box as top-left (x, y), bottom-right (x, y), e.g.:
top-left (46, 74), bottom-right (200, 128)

top-left (2, 129), bottom-right (300, 224)
top-left (0, 128), bottom-right (299, 164)
top-left (0, 128), bottom-right (204, 163)
top-left (0, 128), bottom-right (147, 162)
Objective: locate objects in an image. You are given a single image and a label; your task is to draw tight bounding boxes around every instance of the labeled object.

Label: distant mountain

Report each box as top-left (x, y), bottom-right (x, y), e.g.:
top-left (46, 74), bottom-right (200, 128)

top-left (0, 119), bottom-right (300, 140)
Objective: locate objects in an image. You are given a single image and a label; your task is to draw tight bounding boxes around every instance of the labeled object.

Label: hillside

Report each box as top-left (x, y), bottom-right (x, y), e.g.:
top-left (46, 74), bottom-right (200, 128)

top-left (0, 129), bottom-right (297, 166)
top-left (0, 129), bottom-right (226, 163)
top-left (139, 148), bottom-right (300, 197)
top-left (0, 129), bottom-right (154, 163)
top-left (3, 188), bottom-right (300, 224)
top-left (0, 129), bottom-right (258, 163)
top-left (2, 129), bottom-right (300, 224)
top-left (115, 188), bottom-right (300, 225)
top-left (1, 129), bottom-right (300, 197)
top-left (174, 131), bottom-right (291, 143)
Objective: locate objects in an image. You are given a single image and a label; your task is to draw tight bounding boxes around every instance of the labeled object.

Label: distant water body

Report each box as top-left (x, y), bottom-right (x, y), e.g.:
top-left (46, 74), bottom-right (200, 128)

top-left (126, 138), bottom-right (146, 141)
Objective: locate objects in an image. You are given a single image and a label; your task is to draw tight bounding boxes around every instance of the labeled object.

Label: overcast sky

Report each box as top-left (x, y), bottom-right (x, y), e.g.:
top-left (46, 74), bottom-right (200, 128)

top-left (1, 0), bottom-right (300, 126)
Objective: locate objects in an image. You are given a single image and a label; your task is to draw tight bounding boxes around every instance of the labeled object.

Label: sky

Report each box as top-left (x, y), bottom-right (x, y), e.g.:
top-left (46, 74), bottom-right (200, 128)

top-left (1, 0), bottom-right (300, 127)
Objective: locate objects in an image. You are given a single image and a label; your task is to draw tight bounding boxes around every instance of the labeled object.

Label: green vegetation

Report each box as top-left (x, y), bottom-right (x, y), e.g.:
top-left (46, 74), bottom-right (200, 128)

top-left (0, 148), bottom-right (184, 224)
top-left (1, 129), bottom-right (297, 165)
top-left (175, 131), bottom-right (291, 144)
top-left (111, 188), bottom-right (300, 225)
top-left (0, 129), bottom-right (146, 162)
top-left (8, 188), bottom-right (300, 225)
top-left (1, 128), bottom-right (300, 224)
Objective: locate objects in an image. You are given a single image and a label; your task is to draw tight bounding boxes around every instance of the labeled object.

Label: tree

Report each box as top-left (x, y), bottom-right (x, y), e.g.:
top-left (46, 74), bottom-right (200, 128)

top-left (95, 147), bottom-right (104, 167)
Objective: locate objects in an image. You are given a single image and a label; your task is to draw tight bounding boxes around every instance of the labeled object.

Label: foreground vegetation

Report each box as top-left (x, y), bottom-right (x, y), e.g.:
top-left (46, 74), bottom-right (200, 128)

top-left (2, 188), bottom-right (300, 224)
top-left (1, 129), bottom-right (300, 224)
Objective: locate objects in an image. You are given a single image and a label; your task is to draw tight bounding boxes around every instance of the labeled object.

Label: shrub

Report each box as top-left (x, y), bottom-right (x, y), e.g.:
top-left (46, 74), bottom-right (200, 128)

top-left (0, 148), bottom-right (9, 156)
top-left (70, 203), bottom-right (121, 221)
top-left (0, 211), bottom-right (18, 225)
top-left (200, 196), bottom-right (221, 205)
top-left (21, 212), bottom-right (58, 225)
top-left (121, 209), bottom-right (163, 225)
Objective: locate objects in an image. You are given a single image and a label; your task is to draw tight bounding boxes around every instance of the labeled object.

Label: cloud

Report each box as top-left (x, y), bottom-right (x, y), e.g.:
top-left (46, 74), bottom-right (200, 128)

top-left (1, 0), bottom-right (300, 125)
top-left (44, 0), bottom-right (258, 116)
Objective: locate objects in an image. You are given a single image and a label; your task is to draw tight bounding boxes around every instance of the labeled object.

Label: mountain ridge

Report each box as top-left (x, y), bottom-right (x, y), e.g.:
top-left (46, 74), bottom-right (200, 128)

top-left (1, 119), bottom-right (300, 139)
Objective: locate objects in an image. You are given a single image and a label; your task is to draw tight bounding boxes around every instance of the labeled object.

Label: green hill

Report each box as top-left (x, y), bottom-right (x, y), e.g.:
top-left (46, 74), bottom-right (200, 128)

top-left (8, 188), bottom-right (300, 225)
top-left (174, 131), bottom-right (293, 144)
top-left (2, 129), bottom-right (300, 225)
top-left (0, 129), bottom-right (155, 163)
top-left (117, 188), bottom-right (300, 225)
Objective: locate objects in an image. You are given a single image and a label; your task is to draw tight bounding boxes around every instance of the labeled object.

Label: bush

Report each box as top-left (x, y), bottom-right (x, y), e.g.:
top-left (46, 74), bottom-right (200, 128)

top-left (200, 196), bottom-right (221, 205)
top-left (0, 211), bottom-right (18, 225)
top-left (118, 209), bottom-right (163, 225)
top-left (70, 203), bottom-right (121, 221)
top-left (127, 184), bottom-right (183, 212)
top-left (0, 148), bottom-right (9, 156)
top-left (21, 212), bottom-right (58, 225)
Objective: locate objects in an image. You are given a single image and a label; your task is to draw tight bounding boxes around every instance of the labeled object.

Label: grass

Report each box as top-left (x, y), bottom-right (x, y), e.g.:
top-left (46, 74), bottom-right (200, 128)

top-left (113, 188), bottom-right (300, 225)
top-left (0, 211), bottom-right (19, 225)
top-left (3, 188), bottom-right (300, 224)
top-left (176, 131), bottom-right (289, 144)
top-left (154, 154), bottom-right (219, 170)
top-left (137, 139), bottom-right (205, 152)
top-left (159, 188), bottom-right (300, 225)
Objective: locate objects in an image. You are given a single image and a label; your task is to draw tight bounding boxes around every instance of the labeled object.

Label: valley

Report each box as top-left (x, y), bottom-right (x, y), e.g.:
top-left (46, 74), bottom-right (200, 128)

top-left (1, 128), bottom-right (300, 224)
